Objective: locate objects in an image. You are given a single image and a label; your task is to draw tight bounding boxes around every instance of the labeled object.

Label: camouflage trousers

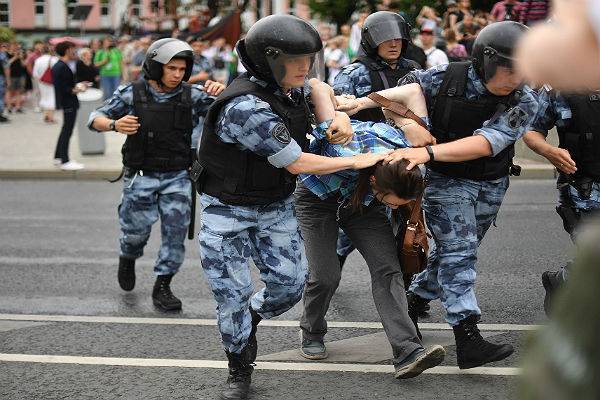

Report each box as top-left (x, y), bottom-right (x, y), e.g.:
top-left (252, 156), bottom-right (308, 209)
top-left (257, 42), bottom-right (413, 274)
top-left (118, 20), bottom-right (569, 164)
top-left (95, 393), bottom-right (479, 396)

top-left (198, 193), bottom-right (307, 354)
top-left (409, 170), bottom-right (509, 326)
top-left (118, 170), bottom-right (191, 276)
top-left (556, 181), bottom-right (600, 280)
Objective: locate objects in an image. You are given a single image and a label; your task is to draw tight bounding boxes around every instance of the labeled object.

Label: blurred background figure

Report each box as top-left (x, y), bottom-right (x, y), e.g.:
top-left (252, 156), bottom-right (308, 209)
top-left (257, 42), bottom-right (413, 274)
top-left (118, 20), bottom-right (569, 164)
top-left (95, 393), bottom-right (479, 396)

top-left (76, 48), bottom-right (99, 89)
top-left (32, 45), bottom-right (57, 124)
top-left (94, 36), bottom-right (123, 100)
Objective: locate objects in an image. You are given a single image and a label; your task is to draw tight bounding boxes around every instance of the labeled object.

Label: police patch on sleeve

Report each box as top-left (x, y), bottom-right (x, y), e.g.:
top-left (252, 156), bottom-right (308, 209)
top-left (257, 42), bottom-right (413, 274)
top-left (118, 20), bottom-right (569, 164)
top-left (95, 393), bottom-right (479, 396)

top-left (506, 106), bottom-right (528, 130)
top-left (271, 123), bottom-right (291, 144)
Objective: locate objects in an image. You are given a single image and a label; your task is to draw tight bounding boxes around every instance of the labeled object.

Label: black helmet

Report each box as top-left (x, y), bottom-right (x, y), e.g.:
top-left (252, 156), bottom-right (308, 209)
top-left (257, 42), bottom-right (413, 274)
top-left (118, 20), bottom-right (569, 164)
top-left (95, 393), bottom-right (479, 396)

top-left (360, 11), bottom-right (411, 57)
top-left (142, 38), bottom-right (194, 82)
top-left (236, 15), bottom-right (322, 87)
top-left (472, 21), bottom-right (528, 82)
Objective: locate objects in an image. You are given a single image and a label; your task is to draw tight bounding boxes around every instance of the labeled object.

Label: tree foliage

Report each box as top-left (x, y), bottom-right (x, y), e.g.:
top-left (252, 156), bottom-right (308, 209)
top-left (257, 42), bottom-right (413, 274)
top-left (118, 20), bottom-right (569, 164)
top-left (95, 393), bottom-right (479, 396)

top-left (0, 27), bottom-right (16, 43)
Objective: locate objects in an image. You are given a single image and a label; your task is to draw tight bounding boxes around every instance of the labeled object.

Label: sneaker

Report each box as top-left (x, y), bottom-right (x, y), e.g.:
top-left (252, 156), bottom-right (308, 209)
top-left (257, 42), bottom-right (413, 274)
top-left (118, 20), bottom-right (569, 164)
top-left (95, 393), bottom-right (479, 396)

top-left (16, 108), bottom-right (24, 113)
top-left (0, 115), bottom-right (9, 123)
top-left (394, 345), bottom-right (446, 379)
top-left (299, 331), bottom-right (328, 360)
top-left (53, 158), bottom-right (62, 166)
top-left (60, 161), bottom-right (84, 171)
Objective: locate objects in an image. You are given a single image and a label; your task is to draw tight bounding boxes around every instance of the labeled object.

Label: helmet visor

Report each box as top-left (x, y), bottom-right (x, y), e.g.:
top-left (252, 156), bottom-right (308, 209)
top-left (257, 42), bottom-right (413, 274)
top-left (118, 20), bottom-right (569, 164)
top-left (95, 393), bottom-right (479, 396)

top-left (265, 47), bottom-right (318, 87)
top-left (363, 20), bottom-right (409, 48)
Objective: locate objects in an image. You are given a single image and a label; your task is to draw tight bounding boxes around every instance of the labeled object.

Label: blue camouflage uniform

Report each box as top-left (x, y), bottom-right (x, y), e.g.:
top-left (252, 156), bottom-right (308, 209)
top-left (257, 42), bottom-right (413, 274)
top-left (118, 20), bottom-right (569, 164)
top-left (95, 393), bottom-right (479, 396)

top-left (332, 57), bottom-right (418, 258)
top-left (333, 58), bottom-right (417, 97)
top-left (401, 64), bottom-right (539, 326)
top-left (199, 77), bottom-right (307, 355)
top-left (0, 51), bottom-right (8, 115)
top-left (191, 54), bottom-right (213, 79)
top-left (88, 79), bottom-right (214, 276)
top-left (530, 89), bottom-right (600, 279)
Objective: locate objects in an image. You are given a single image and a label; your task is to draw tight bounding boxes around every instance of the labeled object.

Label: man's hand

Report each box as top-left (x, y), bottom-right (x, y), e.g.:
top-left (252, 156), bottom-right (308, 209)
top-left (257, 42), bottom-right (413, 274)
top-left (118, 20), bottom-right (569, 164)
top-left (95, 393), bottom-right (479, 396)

top-left (334, 95), bottom-right (360, 116)
top-left (115, 115), bottom-right (141, 135)
top-left (384, 147), bottom-right (430, 170)
top-left (542, 146), bottom-right (577, 174)
top-left (327, 111), bottom-right (353, 145)
top-left (203, 80), bottom-right (225, 96)
top-left (352, 151), bottom-right (391, 170)
top-left (400, 121), bottom-right (436, 147)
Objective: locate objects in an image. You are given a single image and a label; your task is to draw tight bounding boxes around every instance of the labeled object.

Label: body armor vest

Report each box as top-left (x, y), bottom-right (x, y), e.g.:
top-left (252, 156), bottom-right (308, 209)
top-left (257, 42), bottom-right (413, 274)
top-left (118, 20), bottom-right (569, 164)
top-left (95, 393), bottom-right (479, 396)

top-left (198, 74), bottom-right (311, 205)
top-left (429, 62), bottom-right (517, 180)
top-left (123, 80), bottom-right (193, 171)
top-left (352, 56), bottom-right (416, 123)
top-left (558, 93), bottom-right (600, 180)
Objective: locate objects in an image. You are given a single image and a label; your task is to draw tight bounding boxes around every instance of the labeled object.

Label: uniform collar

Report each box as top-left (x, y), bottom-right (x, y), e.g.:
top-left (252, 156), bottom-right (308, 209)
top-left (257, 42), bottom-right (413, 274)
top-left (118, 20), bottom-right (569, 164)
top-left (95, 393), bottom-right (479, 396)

top-left (468, 65), bottom-right (488, 96)
top-left (249, 75), bottom-right (304, 102)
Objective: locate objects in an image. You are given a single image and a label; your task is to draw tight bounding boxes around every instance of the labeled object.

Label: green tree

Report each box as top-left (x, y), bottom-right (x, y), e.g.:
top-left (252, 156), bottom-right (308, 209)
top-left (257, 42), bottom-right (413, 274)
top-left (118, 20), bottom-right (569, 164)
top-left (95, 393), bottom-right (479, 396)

top-left (308, 0), bottom-right (378, 28)
top-left (0, 27), bottom-right (15, 43)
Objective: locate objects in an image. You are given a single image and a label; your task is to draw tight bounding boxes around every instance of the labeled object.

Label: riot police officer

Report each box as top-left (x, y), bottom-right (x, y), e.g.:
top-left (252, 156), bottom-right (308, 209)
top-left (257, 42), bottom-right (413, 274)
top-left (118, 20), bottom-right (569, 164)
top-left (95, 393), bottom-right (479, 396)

top-left (333, 11), bottom-right (430, 268)
top-left (523, 89), bottom-right (600, 314)
top-left (386, 21), bottom-right (539, 369)
top-left (88, 39), bottom-right (224, 311)
top-left (196, 15), bottom-right (385, 400)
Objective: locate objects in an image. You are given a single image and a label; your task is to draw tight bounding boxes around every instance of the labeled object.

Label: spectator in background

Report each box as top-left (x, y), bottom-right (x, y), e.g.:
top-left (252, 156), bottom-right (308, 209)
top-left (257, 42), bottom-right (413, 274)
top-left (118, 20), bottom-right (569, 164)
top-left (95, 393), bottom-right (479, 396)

top-left (0, 43), bottom-right (10, 122)
top-left (325, 35), bottom-right (350, 85)
top-left (456, 13), bottom-right (480, 54)
top-left (339, 24), bottom-right (353, 59)
top-left (202, 37), bottom-right (231, 84)
top-left (119, 35), bottom-right (135, 81)
top-left (26, 41), bottom-right (44, 113)
top-left (474, 10), bottom-right (492, 28)
top-left (519, 0), bottom-right (550, 26)
top-left (94, 36), bottom-right (123, 100)
top-left (444, 28), bottom-right (468, 60)
top-left (89, 38), bottom-right (101, 58)
top-left (449, 0), bottom-right (474, 28)
top-left (417, 6), bottom-right (442, 34)
top-left (129, 35), bottom-right (152, 81)
top-left (350, 9), bottom-right (370, 57)
top-left (32, 46), bottom-right (57, 124)
top-left (490, 0), bottom-right (524, 21)
top-left (52, 41), bottom-right (87, 171)
top-left (7, 45), bottom-right (28, 114)
top-left (442, 1), bottom-right (460, 29)
top-left (188, 38), bottom-right (212, 84)
top-left (419, 28), bottom-right (449, 68)
top-left (76, 48), bottom-right (99, 88)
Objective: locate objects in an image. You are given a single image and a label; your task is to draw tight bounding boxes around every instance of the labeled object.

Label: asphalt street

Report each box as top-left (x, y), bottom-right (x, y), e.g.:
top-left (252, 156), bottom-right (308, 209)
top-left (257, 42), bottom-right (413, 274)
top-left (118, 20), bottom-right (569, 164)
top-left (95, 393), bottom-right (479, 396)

top-left (0, 179), bottom-right (571, 399)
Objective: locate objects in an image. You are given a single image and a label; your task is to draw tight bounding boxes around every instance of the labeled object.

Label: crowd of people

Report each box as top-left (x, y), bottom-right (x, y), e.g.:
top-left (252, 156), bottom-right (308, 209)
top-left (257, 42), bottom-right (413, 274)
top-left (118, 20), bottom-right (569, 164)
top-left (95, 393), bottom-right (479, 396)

top-left (319, 0), bottom-right (550, 84)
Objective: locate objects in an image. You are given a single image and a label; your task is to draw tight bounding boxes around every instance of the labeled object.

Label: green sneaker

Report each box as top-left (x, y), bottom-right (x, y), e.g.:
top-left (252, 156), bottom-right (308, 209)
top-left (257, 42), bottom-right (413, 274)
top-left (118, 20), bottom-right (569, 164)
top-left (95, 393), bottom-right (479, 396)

top-left (299, 331), bottom-right (328, 360)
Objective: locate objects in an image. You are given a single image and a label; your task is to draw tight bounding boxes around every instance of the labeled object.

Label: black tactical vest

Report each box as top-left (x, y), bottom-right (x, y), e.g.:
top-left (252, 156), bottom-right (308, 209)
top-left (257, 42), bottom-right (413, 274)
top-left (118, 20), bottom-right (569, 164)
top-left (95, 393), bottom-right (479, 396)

top-left (352, 56), bottom-right (417, 123)
top-left (198, 74), bottom-right (311, 205)
top-left (558, 93), bottom-right (600, 180)
top-left (429, 62), bottom-right (517, 180)
top-left (122, 80), bottom-right (193, 172)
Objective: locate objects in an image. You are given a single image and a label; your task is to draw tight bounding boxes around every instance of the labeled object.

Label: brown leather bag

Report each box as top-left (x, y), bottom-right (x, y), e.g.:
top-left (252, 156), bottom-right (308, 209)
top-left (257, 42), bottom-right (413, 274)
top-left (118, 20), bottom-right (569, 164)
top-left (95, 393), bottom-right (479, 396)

top-left (396, 195), bottom-right (429, 274)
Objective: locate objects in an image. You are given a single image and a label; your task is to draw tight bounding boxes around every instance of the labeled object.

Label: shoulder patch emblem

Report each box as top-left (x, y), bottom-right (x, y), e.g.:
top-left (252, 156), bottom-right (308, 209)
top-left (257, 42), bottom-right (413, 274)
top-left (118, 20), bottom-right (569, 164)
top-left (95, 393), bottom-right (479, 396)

top-left (506, 106), bottom-right (528, 130)
top-left (272, 123), bottom-right (291, 144)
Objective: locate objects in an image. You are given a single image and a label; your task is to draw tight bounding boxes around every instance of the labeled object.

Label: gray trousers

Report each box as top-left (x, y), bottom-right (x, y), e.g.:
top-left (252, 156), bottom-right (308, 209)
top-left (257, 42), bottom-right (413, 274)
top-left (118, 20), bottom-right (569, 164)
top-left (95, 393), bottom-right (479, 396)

top-left (294, 184), bottom-right (422, 362)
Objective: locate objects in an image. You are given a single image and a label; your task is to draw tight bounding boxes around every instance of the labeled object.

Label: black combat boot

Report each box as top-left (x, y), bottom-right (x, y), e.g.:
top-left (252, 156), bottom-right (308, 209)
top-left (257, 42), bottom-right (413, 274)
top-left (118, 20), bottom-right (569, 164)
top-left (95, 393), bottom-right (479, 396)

top-left (453, 315), bottom-right (514, 369)
top-left (221, 349), bottom-right (254, 400)
top-left (118, 257), bottom-right (136, 291)
top-left (152, 274), bottom-right (182, 311)
top-left (246, 308), bottom-right (262, 363)
top-left (542, 270), bottom-right (564, 316)
top-left (406, 292), bottom-right (427, 340)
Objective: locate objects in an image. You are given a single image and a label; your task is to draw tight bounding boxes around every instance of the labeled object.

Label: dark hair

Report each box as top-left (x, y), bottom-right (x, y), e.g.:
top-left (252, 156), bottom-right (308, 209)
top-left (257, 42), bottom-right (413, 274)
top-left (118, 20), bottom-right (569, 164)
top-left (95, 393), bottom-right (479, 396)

top-left (55, 41), bottom-right (76, 57)
top-left (351, 159), bottom-right (425, 210)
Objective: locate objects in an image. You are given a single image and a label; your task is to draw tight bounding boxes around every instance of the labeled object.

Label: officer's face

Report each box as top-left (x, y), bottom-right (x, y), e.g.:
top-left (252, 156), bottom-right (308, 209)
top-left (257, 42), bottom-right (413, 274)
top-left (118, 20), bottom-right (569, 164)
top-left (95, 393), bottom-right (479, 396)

top-left (280, 56), bottom-right (312, 89)
top-left (377, 39), bottom-right (403, 63)
top-left (162, 59), bottom-right (188, 89)
top-left (485, 66), bottom-right (523, 96)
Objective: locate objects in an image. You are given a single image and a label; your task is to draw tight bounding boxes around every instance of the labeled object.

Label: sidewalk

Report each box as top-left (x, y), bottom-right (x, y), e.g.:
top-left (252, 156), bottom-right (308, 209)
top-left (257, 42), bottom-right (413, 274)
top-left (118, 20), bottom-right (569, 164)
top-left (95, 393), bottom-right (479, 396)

top-left (0, 110), bottom-right (557, 180)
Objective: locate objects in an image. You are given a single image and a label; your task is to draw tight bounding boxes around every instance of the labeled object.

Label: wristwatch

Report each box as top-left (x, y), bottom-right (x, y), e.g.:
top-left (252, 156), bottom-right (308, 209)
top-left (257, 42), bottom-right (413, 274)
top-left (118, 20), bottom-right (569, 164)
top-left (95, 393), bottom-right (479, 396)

top-left (425, 145), bottom-right (435, 161)
top-left (109, 120), bottom-right (116, 131)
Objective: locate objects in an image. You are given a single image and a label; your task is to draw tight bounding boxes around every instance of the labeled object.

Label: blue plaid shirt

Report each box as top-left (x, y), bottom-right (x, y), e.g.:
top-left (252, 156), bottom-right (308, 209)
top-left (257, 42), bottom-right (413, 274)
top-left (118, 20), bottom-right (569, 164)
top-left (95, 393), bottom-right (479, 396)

top-left (300, 119), bottom-right (412, 205)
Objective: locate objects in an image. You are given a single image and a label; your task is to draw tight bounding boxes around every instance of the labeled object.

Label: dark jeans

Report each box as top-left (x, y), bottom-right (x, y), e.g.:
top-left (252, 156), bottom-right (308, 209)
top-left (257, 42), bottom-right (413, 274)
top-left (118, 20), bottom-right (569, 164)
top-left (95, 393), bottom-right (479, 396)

top-left (294, 183), bottom-right (422, 363)
top-left (54, 107), bottom-right (77, 163)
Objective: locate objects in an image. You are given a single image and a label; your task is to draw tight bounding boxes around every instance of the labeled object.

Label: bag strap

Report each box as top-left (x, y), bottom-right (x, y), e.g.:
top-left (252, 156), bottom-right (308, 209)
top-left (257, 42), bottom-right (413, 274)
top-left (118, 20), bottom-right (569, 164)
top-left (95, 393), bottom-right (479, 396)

top-left (407, 194), bottom-right (423, 227)
top-left (366, 92), bottom-right (428, 129)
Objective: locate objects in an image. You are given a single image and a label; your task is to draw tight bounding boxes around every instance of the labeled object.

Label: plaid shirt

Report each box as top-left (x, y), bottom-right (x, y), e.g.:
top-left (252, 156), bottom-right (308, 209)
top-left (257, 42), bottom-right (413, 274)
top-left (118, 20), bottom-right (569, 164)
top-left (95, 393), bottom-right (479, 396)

top-left (299, 119), bottom-right (411, 205)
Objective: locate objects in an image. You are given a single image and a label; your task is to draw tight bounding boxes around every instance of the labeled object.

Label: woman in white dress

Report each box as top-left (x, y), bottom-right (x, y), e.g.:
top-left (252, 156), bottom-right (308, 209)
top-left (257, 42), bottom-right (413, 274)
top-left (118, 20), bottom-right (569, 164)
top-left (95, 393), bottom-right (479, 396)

top-left (32, 50), bottom-right (58, 123)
